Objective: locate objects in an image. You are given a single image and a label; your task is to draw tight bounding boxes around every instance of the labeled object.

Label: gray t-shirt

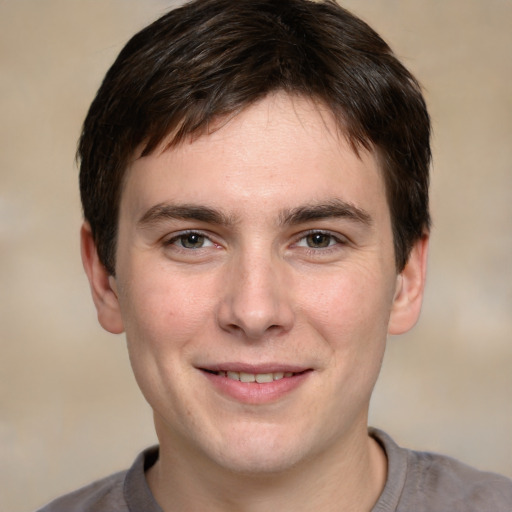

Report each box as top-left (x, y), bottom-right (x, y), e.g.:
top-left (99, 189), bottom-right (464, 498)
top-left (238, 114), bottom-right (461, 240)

top-left (37, 429), bottom-right (512, 511)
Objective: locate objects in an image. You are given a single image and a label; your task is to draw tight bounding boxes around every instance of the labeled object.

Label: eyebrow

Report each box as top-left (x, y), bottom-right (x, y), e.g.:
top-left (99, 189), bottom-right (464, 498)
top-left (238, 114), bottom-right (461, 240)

top-left (138, 203), bottom-right (235, 228)
top-left (279, 199), bottom-right (372, 227)
top-left (137, 199), bottom-right (372, 229)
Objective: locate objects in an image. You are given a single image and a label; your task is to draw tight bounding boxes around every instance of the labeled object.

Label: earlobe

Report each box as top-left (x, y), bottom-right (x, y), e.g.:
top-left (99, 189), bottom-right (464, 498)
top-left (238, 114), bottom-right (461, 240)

top-left (388, 233), bottom-right (429, 335)
top-left (80, 222), bottom-right (125, 334)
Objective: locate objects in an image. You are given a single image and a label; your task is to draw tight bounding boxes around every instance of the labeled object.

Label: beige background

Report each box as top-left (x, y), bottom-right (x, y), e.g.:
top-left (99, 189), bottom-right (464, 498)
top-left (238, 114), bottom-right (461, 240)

top-left (1, 1), bottom-right (511, 510)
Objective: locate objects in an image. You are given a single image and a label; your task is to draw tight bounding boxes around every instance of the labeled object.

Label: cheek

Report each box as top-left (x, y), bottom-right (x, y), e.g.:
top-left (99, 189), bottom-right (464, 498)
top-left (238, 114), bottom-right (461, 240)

top-left (297, 265), bottom-right (396, 352)
top-left (117, 264), bottom-right (215, 354)
top-left (116, 269), bottom-right (214, 418)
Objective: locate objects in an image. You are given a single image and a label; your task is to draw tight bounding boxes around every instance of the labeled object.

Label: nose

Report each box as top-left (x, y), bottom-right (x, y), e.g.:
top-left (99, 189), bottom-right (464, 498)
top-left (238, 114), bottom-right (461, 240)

top-left (216, 250), bottom-right (295, 340)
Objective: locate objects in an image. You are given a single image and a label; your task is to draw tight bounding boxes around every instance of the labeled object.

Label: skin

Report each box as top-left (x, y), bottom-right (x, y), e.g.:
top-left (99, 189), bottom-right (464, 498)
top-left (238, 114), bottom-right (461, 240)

top-left (82, 93), bottom-right (428, 511)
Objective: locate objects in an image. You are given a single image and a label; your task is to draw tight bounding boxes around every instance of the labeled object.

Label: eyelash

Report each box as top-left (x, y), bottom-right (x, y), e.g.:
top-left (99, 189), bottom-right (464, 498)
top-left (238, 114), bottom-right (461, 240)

top-left (164, 230), bottom-right (217, 250)
top-left (164, 229), bottom-right (347, 252)
top-left (293, 230), bottom-right (348, 252)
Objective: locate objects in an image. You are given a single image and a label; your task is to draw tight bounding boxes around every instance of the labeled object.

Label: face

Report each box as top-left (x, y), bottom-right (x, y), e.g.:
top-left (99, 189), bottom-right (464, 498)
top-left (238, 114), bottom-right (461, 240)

top-left (83, 93), bottom-right (427, 475)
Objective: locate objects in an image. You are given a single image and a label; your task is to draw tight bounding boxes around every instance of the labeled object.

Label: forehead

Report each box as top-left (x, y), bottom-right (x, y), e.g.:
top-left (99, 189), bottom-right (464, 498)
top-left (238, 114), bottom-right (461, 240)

top-left (122, 93), bottom-right (387, 221)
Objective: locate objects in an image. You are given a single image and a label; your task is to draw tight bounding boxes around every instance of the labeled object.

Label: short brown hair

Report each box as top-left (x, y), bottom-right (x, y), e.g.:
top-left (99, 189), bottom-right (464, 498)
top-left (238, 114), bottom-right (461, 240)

top-left (79, 0), bottom-right (431, 275)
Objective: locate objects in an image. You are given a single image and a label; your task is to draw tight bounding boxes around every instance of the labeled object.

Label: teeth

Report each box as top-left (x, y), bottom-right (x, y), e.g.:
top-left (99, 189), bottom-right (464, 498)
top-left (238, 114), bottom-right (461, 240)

top-left (240, 372), bottom-right (256, 383)
top-left (219, 371), bottom-right (295, 382)
top-left (255, 373), bottom-right (273, 383)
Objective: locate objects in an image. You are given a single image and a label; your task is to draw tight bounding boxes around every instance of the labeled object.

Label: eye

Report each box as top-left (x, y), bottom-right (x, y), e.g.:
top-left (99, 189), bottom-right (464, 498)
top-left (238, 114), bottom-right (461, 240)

top-left (168, 231), bottom-right (214, 249)
top-left (296, 231), bottom-right (341, 249)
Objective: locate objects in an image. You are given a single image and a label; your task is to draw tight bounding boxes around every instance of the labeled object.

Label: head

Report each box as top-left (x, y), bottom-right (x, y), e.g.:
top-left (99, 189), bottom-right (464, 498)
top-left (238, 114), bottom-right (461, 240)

top-left (78, 0), bottom-right (431, 277)
top-left (79, 0), bottom-right (431, 481)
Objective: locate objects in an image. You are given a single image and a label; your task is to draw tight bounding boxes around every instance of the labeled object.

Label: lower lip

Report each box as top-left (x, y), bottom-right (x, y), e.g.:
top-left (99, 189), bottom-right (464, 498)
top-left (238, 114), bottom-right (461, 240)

top-left (201, 370), bottom-right (312, 404)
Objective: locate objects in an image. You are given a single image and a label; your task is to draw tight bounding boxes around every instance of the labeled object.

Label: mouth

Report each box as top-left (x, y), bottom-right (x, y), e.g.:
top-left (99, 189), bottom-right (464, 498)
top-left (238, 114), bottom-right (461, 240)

top-left (199, 366), bottom-right (312, 404)
top-left (202, 369), bottom-right (305, 383)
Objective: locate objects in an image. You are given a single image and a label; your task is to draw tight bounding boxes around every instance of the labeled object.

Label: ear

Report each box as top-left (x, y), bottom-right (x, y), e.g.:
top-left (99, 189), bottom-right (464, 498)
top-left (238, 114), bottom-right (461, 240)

top-left (80, 222), bottom-right (124, 334)
top-left (388, 233), bottom-right (429, 335)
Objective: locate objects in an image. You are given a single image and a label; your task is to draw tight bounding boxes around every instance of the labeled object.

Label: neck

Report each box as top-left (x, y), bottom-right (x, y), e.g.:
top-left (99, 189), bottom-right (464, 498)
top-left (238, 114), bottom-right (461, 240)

top-left (147, 426), bottom-right (387, 512)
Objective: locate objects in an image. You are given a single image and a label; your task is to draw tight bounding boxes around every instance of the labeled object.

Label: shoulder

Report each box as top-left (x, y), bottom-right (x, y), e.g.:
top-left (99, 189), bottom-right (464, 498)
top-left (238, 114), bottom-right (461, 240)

top-left (35, 446), bottom-right (160, 512)
top-left (371, 428), bottom-right (512, 512)
top-left (35, 470), bottom-right (127, 512)
top-left (404, 448), bottom-right (512, 511)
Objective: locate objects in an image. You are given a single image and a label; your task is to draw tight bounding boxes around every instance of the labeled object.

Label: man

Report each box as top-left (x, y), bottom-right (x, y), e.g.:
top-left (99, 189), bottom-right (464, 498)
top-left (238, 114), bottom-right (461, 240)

top-left (38, 0), bottom-right (512, 510)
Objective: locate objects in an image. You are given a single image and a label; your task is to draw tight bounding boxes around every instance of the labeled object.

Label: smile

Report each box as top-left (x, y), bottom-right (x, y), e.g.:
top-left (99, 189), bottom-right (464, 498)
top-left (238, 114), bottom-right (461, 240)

top-left (210, 370), bottom-right (296, 383)
top-left (200, 367), bottom-right (311, 404)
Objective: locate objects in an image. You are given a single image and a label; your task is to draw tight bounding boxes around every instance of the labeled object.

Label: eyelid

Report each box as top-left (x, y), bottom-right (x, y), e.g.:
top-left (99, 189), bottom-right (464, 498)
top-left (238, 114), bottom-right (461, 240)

top-left (164, 229), bottom-right (217, 248)
top-left (294, 229), bottom-right (349, 247)
top-left (163, 228), bottom-right (349, 249)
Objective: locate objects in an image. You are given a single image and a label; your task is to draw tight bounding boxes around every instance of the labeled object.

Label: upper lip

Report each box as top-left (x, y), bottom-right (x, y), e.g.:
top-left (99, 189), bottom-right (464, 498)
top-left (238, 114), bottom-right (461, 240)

top-left (198, 363), bottom-right (311, 374)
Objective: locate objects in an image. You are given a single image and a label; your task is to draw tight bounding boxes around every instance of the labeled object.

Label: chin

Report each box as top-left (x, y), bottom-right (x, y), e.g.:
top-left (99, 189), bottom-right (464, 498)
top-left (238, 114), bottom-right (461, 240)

top-left (214, 447), bottom-right (303, 476)
top-left (203, 424), bottom-right (315, 475)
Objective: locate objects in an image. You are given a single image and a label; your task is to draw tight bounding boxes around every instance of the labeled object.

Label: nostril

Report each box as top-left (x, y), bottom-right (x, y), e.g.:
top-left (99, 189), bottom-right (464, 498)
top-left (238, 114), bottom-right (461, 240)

top-left (216, 274), bottom-right (295, 338)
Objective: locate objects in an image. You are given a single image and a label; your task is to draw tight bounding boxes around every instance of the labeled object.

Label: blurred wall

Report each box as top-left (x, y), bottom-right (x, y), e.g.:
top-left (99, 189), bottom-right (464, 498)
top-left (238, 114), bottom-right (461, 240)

top-left (0, 1), bottom-right (511, 510)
